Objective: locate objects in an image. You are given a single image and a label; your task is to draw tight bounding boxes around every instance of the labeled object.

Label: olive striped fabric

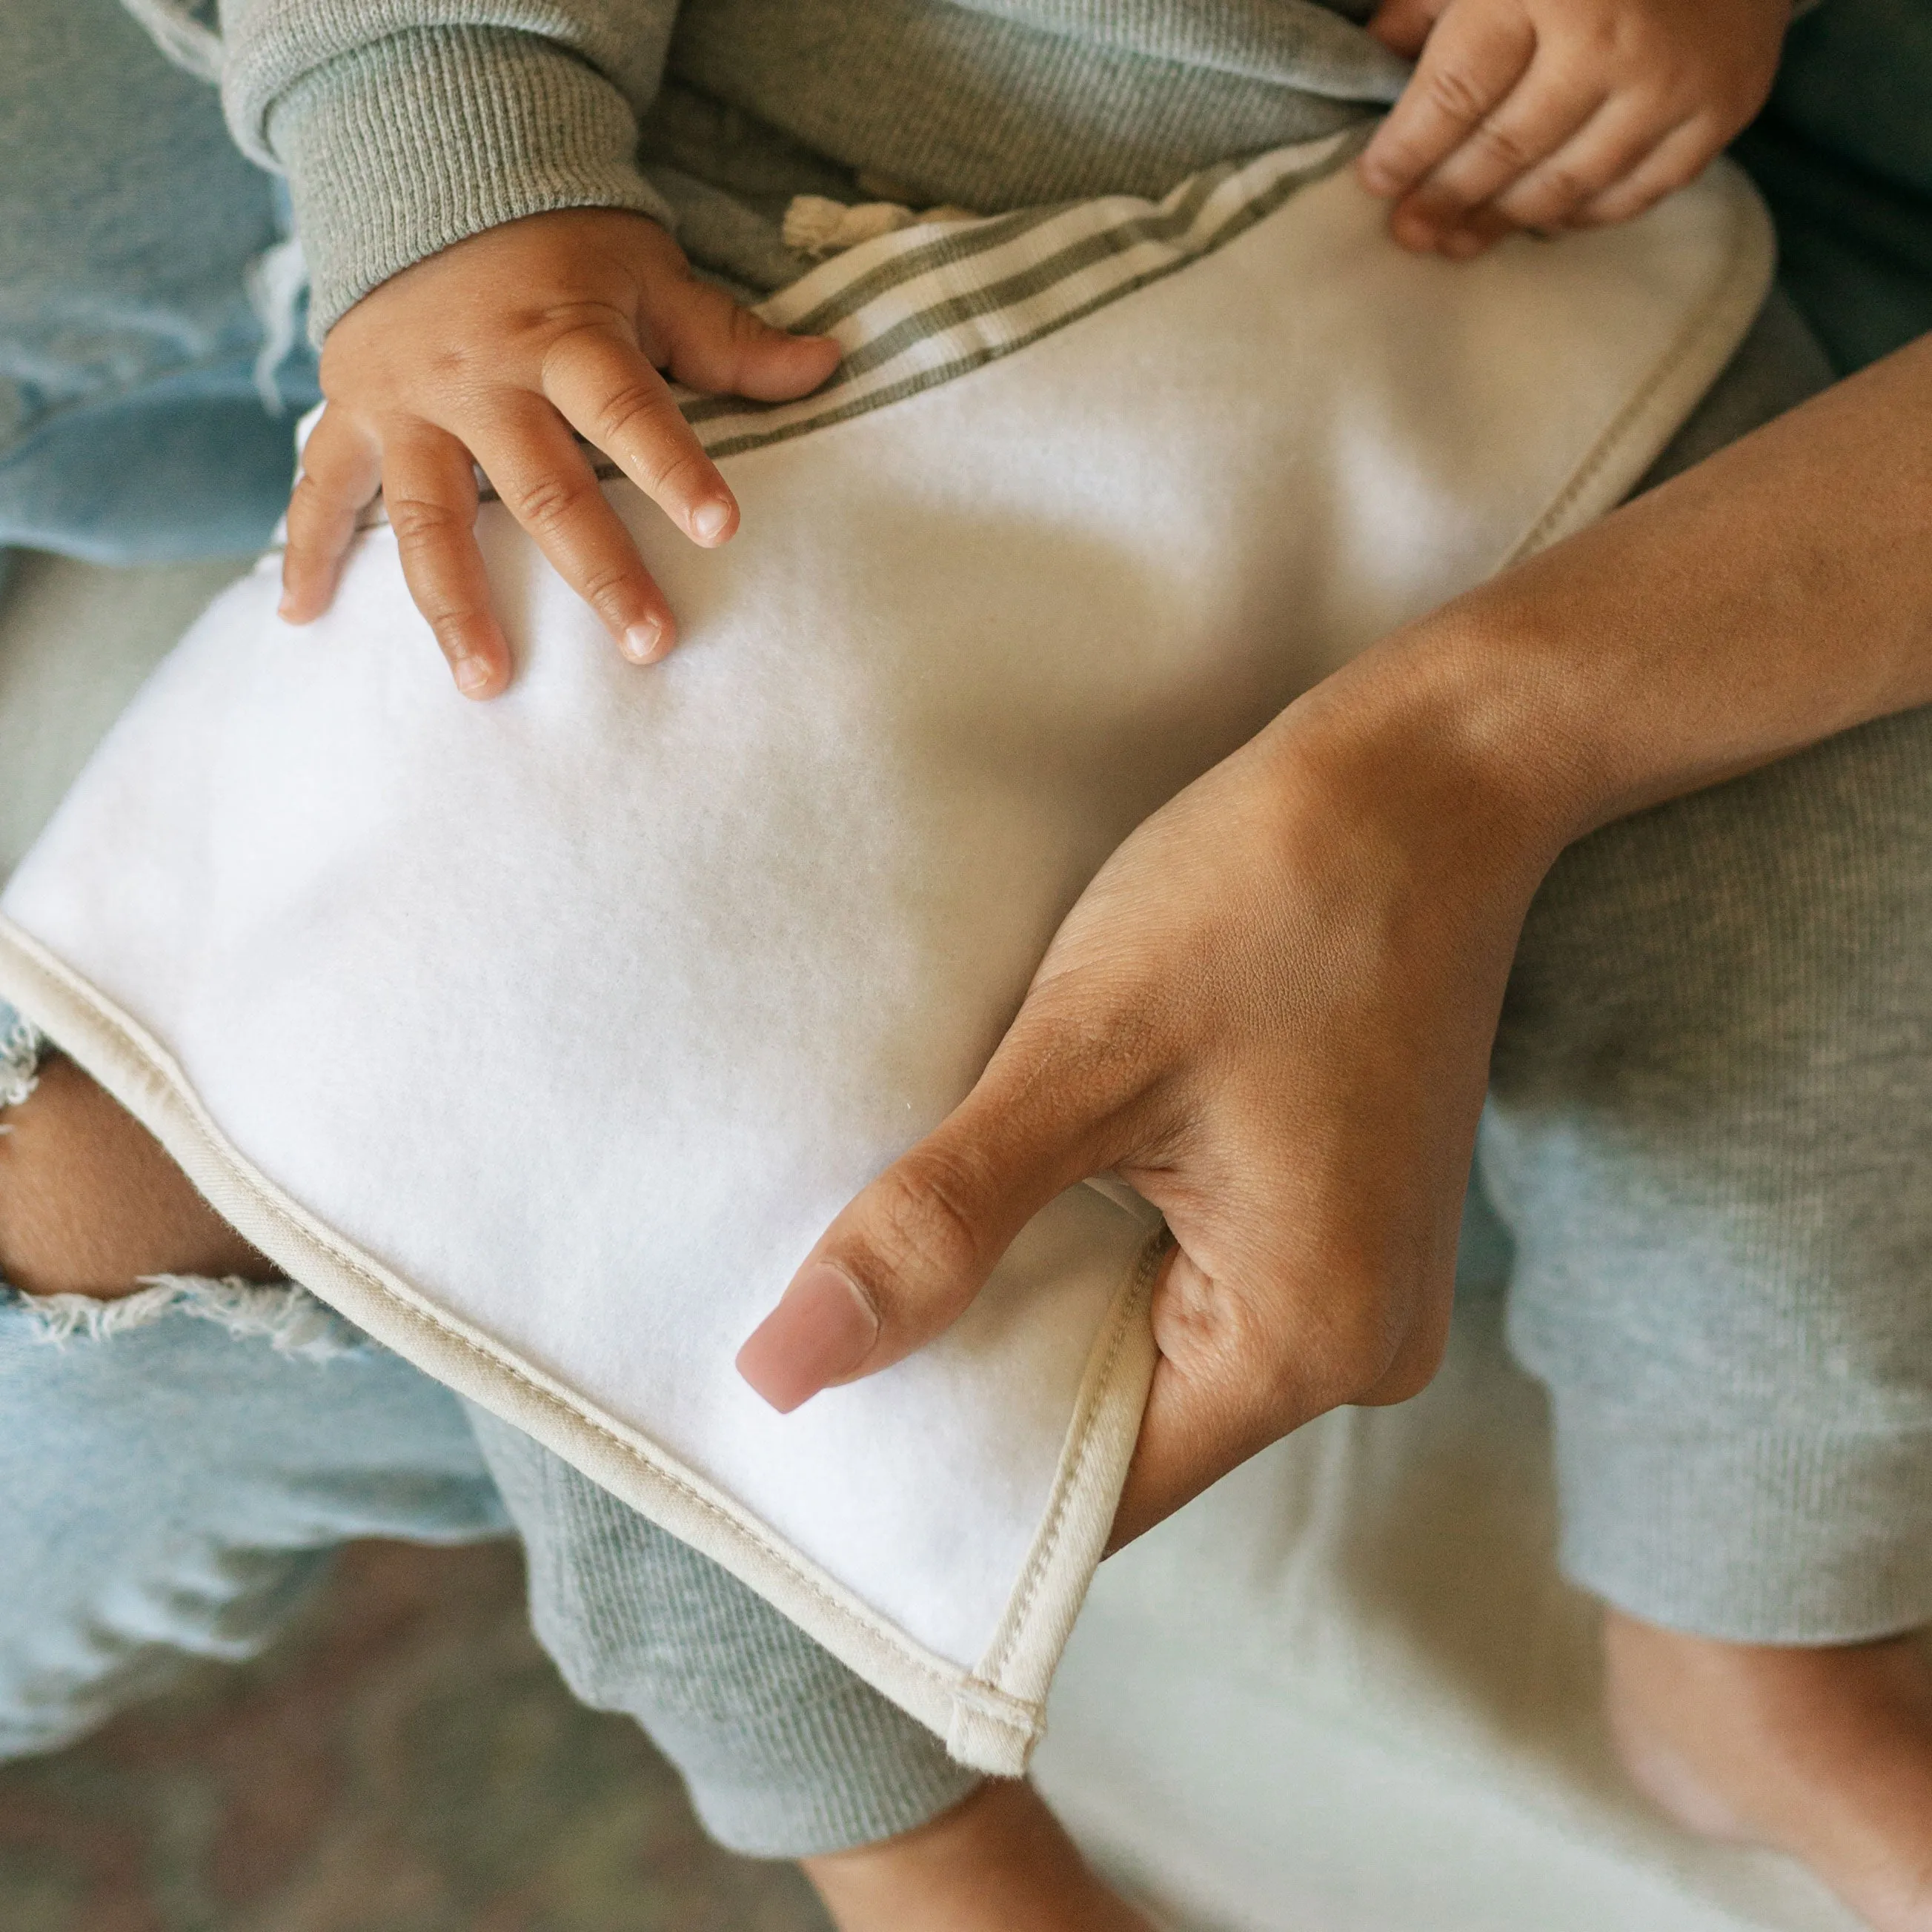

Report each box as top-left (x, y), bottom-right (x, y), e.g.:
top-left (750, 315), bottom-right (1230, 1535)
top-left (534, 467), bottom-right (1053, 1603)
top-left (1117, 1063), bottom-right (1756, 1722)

top-left (341, 125), bottom-right (1364, 530)
top-left (678, 125), bottom-right (1365, 459)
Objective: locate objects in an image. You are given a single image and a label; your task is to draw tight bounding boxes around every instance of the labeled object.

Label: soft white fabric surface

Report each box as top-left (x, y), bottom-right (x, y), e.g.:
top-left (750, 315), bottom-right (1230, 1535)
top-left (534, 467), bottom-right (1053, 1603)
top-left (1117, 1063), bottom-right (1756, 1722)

top-left (0, 151), bottom-right (1770, 1767)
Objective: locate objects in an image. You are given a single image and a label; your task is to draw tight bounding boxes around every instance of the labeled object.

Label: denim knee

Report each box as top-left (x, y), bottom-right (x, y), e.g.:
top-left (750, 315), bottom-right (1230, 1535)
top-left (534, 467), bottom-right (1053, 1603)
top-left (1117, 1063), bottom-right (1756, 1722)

top-left (0, 0), bottom-right (318, 562)
top-left (0, 1270), bottom-right (507, 1756)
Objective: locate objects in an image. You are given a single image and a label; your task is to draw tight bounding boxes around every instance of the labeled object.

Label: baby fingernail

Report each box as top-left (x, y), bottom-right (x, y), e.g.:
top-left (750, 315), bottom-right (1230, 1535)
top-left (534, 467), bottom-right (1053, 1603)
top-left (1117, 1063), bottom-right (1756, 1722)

top-left (691, 499), bottom-right (731, 543)
top-left (736, 1264), bottom-right (880, 1414)
top-left (454, 654), bottom-right (492, 695)
top-left (623, 620), bottom-right (664, 663)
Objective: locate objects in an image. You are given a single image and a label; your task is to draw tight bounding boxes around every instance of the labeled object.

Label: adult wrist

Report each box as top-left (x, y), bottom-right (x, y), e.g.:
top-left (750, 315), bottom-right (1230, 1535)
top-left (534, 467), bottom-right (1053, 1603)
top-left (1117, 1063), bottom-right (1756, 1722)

top-left (267, 27), bottom-right (675, 339)
top-left (1264, 600), bottom-right (1597, 909)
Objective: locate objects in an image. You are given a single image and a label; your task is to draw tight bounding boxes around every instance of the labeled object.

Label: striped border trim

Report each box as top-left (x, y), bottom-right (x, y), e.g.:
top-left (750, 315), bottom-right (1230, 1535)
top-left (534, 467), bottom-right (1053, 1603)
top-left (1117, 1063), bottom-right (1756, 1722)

top-left (342, 127), bottom-right (1365, 534)
top-left (678, 125), bottom-right (1366, 462)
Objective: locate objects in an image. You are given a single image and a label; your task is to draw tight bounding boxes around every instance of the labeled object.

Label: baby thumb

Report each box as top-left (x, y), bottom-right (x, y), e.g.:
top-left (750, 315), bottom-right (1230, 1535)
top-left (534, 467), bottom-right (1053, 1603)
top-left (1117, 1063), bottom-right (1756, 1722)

top-left (735, 1118), bottom-right (1078, 1413)
top-left (660, 279), bottom-right (842, 404)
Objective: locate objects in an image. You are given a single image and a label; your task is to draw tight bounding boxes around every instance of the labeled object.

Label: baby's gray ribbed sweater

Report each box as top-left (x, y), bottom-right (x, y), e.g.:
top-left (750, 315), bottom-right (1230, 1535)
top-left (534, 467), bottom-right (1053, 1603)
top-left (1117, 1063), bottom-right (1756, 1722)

top-left (138, 1), bottom-right (1410, 333)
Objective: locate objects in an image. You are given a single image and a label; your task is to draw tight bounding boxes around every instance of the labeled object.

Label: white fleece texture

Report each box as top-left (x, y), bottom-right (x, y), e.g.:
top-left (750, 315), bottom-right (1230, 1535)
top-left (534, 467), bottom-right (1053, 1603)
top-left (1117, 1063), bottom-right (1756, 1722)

top-left (0, 155), bottom-right (1771, 1767)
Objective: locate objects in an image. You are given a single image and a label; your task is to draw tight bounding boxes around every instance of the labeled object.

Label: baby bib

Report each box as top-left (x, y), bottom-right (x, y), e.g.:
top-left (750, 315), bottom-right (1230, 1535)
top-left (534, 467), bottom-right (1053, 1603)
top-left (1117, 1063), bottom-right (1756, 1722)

top-left (0, 135), bottom-right (1772, 1772)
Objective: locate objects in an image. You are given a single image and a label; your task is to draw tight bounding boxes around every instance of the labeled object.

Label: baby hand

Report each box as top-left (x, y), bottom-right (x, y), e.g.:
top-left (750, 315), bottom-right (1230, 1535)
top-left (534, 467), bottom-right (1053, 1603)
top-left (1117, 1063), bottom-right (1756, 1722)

top-left (279, 210), bottom-right (841, 697)
top-left (1355, 0), bottom-right (1789, 256)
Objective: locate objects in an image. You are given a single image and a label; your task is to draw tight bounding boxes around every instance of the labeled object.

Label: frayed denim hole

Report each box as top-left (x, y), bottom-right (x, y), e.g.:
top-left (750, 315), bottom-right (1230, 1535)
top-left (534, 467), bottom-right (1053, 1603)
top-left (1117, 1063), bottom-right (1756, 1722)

top-left (0, 1013), bottom-right (47, 1126)
top-left (0, 1022), bottom-right (372, 1360)
top-left (16, 1274), bottom-right (374, 1362)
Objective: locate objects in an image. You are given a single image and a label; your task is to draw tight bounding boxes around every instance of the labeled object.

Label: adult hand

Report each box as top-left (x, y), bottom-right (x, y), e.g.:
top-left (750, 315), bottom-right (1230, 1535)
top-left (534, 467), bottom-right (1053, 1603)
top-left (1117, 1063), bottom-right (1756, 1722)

top-left (737, 336), bottom-right (1932, 1544)
top-left (281, 210), bottom-right (840, 697)
top-left (737, 655), bottom-right (1561, 1545)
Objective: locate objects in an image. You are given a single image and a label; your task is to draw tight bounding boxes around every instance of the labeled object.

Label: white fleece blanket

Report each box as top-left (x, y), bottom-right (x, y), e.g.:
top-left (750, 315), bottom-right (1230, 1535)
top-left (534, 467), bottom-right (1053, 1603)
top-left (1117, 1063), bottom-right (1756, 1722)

top-left (0, 136), bottom-right (1770, 1773)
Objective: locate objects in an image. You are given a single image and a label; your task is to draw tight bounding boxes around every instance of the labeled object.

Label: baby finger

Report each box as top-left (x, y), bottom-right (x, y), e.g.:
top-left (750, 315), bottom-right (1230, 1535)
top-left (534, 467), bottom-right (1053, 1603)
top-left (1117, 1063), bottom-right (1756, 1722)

top-left (1566, 117), bottom-right (1722, 228)
top-left (542, 325), bottom-right (738, 551)
top-left (1425, 203), bottom-right (1518, 259)
top-left (1491, 99), bottom-right (1693, 233)
top-left (1387, 53), bottom-right (1603, 250)
top-left (382, 428), bottom-right (510, 699)
top-left (470, 402), bottom-right (678, 664)
top-left (1358, 2), bottom-right (1536, 206)
top-left (279, 407), bottom-right (380, 624)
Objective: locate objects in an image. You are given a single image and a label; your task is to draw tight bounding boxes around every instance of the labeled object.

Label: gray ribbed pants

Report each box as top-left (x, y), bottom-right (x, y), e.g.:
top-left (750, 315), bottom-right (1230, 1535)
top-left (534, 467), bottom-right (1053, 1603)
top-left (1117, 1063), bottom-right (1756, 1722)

top-left (1487, 700), bottom-right (1932, 1642)
top-left (1481, 291), bottom-right (1932, 1642)
top-left (462, 1410), bottom-right (982, 1850)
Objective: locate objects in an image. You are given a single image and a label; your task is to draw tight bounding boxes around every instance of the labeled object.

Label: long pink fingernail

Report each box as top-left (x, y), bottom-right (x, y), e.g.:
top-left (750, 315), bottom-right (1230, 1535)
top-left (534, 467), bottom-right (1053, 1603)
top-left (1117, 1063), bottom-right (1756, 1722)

top-left (736, 1264), bottom-right (879, 1413)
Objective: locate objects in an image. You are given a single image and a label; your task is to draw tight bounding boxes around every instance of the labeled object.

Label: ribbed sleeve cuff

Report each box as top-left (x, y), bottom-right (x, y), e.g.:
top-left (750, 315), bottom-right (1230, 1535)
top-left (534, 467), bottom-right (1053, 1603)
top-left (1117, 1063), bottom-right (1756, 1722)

top-left (268, 26), bottom-right (675, 338)
top-left (1551, 1406), bottom-right (1932, 1644)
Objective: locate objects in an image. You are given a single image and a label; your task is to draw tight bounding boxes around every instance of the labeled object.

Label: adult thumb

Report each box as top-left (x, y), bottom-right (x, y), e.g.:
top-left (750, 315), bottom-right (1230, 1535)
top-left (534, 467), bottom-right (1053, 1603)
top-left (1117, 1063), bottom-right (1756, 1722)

top-left (734, 1086), bottom-right (1101, 1413)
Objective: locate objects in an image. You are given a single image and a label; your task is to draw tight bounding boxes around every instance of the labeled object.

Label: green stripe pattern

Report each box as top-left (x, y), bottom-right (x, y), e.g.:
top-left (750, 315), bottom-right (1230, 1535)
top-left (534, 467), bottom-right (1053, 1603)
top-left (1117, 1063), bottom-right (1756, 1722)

top-left (677, 125), bottom-right (1365, 462)
top-left (346, 127), bottom-right (1364, 531)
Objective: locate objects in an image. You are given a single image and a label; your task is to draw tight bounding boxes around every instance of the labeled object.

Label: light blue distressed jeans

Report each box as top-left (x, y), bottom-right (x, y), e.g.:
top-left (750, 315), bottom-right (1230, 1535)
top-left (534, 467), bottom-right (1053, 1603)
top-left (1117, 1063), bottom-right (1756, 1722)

top-left (0, 0), bottom-right (979, 1856)
top-left (0, 0), bottom-right (317, 565)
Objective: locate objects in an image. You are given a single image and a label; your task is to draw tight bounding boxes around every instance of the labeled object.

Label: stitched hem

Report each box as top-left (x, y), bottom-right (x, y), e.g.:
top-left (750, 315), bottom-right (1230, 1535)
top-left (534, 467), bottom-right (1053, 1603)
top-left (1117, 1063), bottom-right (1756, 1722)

top-left (1505, 156), bottom-right (1776, 562)
top-left (0, 154), bottom-right (1778, 1765)
top-left (956, 1226), bottom-right (1164, 1765)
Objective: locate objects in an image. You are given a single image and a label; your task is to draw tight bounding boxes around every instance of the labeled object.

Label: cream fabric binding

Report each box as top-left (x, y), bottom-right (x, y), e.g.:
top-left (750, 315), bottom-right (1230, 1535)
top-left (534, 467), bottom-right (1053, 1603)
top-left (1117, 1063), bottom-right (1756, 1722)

top-left (0, 136), bottom-right (1771, 1773)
